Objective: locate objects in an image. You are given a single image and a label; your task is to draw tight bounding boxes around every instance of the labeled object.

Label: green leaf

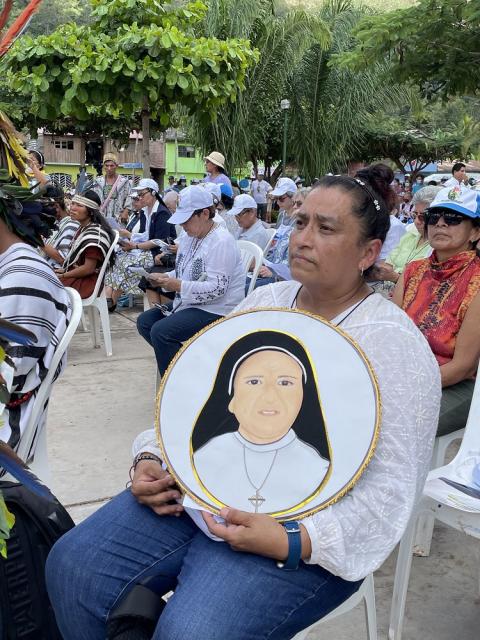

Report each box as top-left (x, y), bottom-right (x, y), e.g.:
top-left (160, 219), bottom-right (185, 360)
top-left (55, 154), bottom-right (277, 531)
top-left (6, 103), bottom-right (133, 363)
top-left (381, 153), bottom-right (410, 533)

top-left (161, 32), bottom-right (171, 48)
top-left (125, 57), bottom-right (136, 72)
top-left (177, 74), bottom-right (189, 89)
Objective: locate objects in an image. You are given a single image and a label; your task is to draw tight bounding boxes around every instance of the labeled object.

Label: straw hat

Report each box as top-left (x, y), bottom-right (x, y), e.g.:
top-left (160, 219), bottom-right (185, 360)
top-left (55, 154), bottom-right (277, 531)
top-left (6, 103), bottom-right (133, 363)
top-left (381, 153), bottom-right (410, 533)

top-left (204, 151), bottom-right (226, 170)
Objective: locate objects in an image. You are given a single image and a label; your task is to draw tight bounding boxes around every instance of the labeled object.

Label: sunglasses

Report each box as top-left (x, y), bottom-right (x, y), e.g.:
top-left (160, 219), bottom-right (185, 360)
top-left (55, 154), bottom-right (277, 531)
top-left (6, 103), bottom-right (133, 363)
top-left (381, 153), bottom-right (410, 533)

top-left (425, 210), bottom-right (468, 226)
top-left (277, 194), bottom-right (290, 202)
top-left (136, 190), bottom-right (149, 197)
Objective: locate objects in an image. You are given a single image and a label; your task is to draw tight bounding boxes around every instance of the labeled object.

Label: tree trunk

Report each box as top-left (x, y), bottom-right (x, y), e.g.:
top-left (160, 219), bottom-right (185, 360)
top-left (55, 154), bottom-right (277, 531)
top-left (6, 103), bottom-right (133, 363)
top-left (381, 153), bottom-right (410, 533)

top-left (141, 97), bottom-right (151, 178)
top-left (270, 163), bottom-right (282, 185)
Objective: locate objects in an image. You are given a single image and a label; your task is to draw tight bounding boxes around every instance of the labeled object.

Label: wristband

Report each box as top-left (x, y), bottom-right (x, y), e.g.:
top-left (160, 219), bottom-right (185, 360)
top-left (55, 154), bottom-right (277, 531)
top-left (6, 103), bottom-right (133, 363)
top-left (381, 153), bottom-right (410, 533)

top-left (277, 520), bottom-right (302, 571)
top-left (133, 452), bottom-right (161, 469)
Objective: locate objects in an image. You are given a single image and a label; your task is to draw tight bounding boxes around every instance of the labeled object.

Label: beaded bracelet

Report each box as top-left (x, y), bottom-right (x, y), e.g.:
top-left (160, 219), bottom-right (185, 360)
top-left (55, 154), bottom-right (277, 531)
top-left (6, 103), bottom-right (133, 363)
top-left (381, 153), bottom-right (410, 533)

top-left (127, 453), bottom-right (162, 487)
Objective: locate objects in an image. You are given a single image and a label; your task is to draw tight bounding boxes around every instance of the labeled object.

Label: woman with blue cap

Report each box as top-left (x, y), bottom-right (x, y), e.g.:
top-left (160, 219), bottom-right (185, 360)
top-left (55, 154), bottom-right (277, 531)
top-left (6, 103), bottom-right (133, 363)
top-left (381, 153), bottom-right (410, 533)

top-left (393, 186), bottom-right (480, 435)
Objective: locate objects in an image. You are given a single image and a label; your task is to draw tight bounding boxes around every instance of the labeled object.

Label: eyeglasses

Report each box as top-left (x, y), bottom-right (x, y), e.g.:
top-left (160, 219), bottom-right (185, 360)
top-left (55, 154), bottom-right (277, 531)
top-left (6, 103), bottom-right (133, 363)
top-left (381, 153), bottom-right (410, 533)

top-left (425, 210), bottom-right (468, 226)
top-left (136, 190), bottom-right (149, 197)
top-left (277, 194), bottom-right (290, 202)
top-left (411, 212), bottom-right (424, 222)
top-left (235, 209), bottom-right (249, 217)
top-left (292, 200), bottom-right (303, 207)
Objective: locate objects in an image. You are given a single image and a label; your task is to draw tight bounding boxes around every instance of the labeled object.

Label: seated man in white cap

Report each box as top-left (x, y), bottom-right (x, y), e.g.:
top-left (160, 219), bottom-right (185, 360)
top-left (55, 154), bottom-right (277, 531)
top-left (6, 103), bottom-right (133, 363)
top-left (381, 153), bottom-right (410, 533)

top-left (93, 152), bottom-right (132, 222)
top-left (228, 194), bottom-right (270, 250)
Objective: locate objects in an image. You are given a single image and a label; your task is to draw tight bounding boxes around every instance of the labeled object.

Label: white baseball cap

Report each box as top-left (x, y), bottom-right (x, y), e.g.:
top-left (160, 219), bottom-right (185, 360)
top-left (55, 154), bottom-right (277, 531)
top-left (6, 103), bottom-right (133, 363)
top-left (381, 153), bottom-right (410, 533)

top-left (428, 186), bottom-right (480, 219)
top-left (132, 178), bottom-right (159, 193)
top-left (203, 182), bottom-right (222, 202)
top-left (167, 186), bottom-right (214, 224)
top-left (271, 177), bottom-right (297, 197)
top-left (228, 194), bottom-right (258, 216)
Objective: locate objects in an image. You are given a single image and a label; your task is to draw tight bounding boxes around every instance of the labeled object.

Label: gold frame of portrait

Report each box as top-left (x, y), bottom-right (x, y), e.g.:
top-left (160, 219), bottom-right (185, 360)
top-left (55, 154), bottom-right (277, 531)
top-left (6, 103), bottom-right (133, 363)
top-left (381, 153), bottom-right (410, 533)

top-left (155, 307), bottom-right (382, 522)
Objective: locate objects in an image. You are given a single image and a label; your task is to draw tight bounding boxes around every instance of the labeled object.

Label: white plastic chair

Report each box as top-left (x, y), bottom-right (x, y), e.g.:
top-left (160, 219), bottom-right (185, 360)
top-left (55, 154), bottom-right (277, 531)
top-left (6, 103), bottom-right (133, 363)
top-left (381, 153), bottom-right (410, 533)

top-left (293, 573), bottom-right (377, 640)
top-left (413, 427), bottom-right (465, 556)
top-left (12, 287), bottom-right (83, 485)
top-left (237, 239), bottom-right (264, 295)
top-left (263, 227), bottom-right (277, 256)
top-left (81, 230), bottom-right (119, 356)
top-left (389, 367), bottom-right (480, 640)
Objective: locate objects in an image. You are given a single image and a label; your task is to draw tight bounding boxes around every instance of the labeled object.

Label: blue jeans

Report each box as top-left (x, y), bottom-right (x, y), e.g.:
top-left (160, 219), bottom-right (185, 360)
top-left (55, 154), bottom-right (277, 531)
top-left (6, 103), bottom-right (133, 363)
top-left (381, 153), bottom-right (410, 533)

top-left (46, 491), bottom-right (362, 640)
top-left (137, 307), bottom-right (221, 375)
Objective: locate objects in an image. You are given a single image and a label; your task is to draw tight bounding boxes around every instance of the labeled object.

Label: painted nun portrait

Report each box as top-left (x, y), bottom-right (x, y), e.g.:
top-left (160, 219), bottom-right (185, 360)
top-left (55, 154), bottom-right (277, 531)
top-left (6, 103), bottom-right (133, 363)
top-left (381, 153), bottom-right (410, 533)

top-left (192, 330), bottom-right (332, 514)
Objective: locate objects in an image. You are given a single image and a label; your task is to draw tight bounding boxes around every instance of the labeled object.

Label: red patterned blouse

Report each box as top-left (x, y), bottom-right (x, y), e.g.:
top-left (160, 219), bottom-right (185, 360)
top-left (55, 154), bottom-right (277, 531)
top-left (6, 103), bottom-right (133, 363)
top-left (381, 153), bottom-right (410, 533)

top-left (402, 251), bottom-right (480, 366)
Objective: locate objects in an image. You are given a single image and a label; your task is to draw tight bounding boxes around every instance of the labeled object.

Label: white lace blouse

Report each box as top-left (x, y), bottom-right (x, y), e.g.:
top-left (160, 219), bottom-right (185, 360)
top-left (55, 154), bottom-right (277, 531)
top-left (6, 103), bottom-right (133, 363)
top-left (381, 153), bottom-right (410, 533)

top-left (133, 281), bottom-right (441, 581)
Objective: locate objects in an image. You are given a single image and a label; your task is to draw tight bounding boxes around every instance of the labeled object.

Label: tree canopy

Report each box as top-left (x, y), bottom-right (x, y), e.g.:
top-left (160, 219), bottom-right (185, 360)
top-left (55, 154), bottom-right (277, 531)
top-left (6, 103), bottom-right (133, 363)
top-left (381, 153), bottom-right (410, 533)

top-left (188, 0), bottom-right (331, 174)
top-left (338, 0), bottom-right (480, 98)
top-left (4, 0), bottom-right (258, 145)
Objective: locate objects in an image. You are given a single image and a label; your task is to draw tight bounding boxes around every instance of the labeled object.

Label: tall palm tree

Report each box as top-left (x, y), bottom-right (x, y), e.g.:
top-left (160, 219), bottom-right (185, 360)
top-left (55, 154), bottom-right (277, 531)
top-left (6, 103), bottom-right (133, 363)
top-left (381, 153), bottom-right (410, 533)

top-left (289, 0), bottom-right (400, 180)
top-left (190, 0), bottom-right (331, 174)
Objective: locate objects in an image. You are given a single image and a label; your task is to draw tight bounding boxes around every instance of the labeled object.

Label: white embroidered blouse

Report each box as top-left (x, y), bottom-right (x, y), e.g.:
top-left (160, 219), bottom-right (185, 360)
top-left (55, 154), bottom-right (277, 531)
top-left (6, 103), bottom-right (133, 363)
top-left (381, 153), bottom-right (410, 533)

top-left (133, 281), bottom-right (441, 581)
top-left (167, 224), bottom-right (245, 316)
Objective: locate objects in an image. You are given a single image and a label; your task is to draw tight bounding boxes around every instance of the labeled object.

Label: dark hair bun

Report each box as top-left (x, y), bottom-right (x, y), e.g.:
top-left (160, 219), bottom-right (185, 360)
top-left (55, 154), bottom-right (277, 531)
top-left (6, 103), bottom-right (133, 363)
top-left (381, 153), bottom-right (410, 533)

top-left (356, 163), bottom-right (396, 212)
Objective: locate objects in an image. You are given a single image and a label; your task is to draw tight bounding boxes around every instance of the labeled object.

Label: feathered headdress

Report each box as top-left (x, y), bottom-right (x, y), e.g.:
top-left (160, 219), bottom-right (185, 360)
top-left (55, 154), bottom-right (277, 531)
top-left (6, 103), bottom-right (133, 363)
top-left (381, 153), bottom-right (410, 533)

top-left (0, 169), bottom-right (57, 247)
top-left (0, 1), bottom-right (45, 186)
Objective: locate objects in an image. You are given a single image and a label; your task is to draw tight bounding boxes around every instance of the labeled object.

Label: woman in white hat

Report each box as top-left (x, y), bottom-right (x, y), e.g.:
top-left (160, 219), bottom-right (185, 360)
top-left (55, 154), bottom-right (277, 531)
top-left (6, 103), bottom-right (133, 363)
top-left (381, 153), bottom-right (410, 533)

top-left (136, 185), bottom-right (245, 375)
top-left (203, 151), bottom-right (233, 191)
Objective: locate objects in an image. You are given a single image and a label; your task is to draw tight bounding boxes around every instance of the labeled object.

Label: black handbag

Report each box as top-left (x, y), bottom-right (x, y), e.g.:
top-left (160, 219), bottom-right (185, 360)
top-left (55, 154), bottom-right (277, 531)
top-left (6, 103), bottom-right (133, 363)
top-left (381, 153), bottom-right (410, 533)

top-left (0, 481), bottom-right (74, 640)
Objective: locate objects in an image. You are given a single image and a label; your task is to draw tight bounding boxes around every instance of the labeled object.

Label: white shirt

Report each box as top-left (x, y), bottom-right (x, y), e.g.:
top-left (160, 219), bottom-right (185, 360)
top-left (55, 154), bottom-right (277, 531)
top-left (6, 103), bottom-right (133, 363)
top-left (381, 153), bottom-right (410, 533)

top-left (379, 215), bottom-right (407, 260)
top-left (236, 219), bottom-right (270, 250)
top-left (251, 179), bottom-right (272, 204)
top-left (443, 176), bottom-right (471, 189)
top-left (194, 431), bottom-right (329, 513)
top-left (167, 224), bottom-right (246, 316)
top-left (133, 281), bottom-right (441, 581)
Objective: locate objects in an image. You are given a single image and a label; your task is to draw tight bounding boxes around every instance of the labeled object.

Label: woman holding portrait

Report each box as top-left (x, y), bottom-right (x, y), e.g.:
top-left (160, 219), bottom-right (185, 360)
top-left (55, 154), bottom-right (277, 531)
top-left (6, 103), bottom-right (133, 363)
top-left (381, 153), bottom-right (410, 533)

top-left (46, 164), bottom-right (441, 640)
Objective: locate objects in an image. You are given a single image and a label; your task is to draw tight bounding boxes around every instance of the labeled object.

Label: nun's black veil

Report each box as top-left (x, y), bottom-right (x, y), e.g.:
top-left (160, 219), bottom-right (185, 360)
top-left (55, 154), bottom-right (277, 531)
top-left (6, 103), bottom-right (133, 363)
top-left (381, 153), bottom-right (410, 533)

top-left (191, 330), bottom-right (330, 460)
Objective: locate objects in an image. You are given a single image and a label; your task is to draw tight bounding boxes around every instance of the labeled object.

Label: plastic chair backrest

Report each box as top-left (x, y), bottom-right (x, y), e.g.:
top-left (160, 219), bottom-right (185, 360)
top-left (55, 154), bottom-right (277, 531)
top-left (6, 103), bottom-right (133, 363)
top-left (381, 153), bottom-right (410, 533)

top-left (455, 359), bottom-right (480, 458)
top-left (263, 227), bottom-right (276, 256)
top-left (82, 230), bottom-right (119, 306)
top-left (16, 287), bottom-right (83, 464)
top-left (237, 240), bottom-right (264, 295)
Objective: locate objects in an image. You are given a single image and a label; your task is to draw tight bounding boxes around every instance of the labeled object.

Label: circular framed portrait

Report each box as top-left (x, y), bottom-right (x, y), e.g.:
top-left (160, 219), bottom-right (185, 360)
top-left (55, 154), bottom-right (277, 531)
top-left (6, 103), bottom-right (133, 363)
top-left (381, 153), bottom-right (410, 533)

top-left (156, 308), bottom-right (381, 521)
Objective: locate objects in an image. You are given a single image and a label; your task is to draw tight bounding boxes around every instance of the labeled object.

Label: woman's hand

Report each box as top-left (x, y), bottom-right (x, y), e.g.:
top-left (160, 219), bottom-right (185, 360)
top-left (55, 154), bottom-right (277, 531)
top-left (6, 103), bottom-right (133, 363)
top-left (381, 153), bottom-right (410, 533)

top-left (54, 268), bottom-right (65, 276)
top-left (203, 508), bottom-right (289, 560)
top-left (119, 229), bottom-right (131, 239)
top-left (259, 266), bottom-right (273, 278)
top-left (131, 460), bottom-right (183, 516)
top-left (121, 241), bottom-right (136, 252)
top-left (147, 273), bottom-right (181, 292)
top-left (154, 253), bottom-right (166, 266)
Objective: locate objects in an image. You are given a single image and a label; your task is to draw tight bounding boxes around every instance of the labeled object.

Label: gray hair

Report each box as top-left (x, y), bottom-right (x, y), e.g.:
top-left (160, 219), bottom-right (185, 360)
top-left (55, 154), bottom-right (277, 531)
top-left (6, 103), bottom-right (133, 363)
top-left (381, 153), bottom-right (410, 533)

top-left (295, 187), bottom-right (311, 200)
top-left (411, 185), bottom-right (442, 207)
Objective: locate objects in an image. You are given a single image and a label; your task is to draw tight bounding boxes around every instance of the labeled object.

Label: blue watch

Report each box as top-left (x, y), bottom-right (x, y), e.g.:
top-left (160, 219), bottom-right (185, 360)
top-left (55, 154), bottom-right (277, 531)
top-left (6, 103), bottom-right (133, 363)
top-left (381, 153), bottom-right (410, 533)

top-left (277, 520), bottom-right (302, 571)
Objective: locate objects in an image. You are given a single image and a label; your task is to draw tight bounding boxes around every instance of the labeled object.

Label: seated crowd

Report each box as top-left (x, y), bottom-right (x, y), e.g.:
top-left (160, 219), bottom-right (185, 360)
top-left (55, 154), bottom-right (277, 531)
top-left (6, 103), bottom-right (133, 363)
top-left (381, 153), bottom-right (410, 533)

top-left (1, 152), bottom-right (479, 640)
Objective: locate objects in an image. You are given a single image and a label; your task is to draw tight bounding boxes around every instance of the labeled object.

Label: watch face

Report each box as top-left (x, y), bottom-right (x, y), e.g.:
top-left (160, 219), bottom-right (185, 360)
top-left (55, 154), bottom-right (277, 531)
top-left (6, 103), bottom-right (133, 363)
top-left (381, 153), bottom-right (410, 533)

top-left (156, 308), bottom-right (381, 521)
